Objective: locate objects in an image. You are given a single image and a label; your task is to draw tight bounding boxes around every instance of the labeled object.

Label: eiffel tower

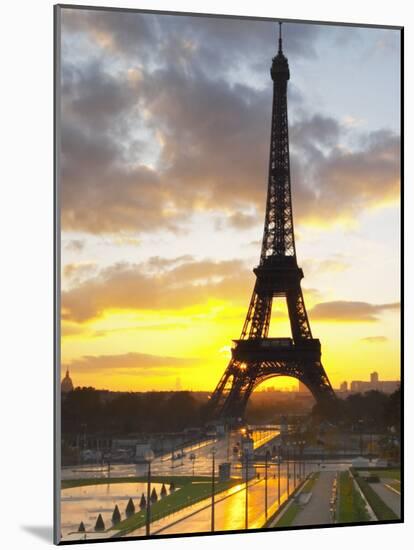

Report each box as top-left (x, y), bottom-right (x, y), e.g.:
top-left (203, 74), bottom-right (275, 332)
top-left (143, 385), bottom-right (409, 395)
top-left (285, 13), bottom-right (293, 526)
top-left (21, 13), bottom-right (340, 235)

top-left (207, 23), bottom-right (336, 423)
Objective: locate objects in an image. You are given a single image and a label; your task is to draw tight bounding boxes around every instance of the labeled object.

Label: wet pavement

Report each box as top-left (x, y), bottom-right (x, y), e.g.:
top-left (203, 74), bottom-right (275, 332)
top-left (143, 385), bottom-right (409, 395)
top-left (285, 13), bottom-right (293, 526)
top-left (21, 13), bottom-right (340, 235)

top-left (61, 428), bottom-right (279, 480)
top-left (127, 464), bottom-right (294, 537)
top-left (60, 421), bottom-right (354, 543)
top-left (61, 482), bottom-right (165, 538)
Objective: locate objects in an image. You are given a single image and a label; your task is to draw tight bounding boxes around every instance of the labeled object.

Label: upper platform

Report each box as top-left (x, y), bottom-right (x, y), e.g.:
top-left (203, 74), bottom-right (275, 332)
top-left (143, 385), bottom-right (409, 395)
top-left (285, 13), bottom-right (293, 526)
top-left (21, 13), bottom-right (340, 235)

top-left (231, 337), bottom-right (321, 363)
top-left (253, 256), bottom-right (304, 293)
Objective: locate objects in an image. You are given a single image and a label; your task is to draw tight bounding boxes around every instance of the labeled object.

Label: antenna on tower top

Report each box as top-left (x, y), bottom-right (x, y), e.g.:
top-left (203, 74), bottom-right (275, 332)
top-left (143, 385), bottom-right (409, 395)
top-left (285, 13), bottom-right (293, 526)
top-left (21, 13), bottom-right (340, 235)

top-left (278, 21), bottom-right (283, 53)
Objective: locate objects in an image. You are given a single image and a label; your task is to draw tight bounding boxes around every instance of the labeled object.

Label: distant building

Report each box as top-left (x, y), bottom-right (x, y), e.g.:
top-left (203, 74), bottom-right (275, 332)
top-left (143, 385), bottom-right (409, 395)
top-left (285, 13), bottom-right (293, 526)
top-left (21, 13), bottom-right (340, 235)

top-left (371, 371), bottom-right (379, 384)
top-left (298, 381), bottom-right (309, 393)
top-left (61, 369), bottom-right (74, 393)
top-left (350, 372), bottom-right (399, 394)
top-left (339, 381), bottom-right (348, 392)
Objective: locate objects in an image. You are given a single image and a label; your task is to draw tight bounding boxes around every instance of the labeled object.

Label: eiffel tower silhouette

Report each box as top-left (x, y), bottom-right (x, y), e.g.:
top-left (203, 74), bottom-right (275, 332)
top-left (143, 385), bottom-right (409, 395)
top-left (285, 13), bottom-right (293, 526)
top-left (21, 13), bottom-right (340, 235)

top-left (207, 23), bottom-right (336, 423)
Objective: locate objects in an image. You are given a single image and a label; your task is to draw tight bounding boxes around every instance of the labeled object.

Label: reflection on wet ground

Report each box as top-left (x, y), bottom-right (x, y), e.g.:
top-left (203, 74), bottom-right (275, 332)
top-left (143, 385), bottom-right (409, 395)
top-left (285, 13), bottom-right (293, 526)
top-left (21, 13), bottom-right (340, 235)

top-left (61, 482), bottom-right (164, 538)
top-left (61, 461), bottom-right (352, 541)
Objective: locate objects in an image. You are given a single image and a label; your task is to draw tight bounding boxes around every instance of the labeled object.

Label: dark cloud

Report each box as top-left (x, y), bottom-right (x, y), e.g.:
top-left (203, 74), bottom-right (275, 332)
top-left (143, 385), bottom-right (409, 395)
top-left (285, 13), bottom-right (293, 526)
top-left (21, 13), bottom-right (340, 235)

top-left (309, 301), bottom-right (399, 322)
top-left (62, 9), bottom-right (320, 71)
top-left (290, 120), bottom-right (400, 225)
top-left (63, 351), bottom-right (200, 376)
top-left (59, 10), bottom-right (400, 237)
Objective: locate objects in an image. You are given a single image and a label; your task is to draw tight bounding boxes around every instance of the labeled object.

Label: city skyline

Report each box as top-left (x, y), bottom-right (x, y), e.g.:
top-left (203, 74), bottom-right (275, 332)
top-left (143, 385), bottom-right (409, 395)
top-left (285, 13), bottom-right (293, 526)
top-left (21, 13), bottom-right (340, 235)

top-left (60, 10), bottom-right (401, 393)
top-left (61, 367), bottom-right (400, 394)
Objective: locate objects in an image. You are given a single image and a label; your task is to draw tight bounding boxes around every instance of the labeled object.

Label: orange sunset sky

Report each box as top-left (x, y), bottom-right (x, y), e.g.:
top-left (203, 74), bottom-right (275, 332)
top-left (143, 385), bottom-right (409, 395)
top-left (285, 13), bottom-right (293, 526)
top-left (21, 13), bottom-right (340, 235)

top-left (59, 9), bottom-right (401, 393)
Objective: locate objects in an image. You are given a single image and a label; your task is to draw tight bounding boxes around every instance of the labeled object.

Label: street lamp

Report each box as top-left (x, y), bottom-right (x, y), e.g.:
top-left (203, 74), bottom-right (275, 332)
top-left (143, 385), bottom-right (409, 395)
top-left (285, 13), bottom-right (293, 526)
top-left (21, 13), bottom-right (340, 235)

top-left (358, 419), bottom-right (364, 456)
top-left (189, 452), bottom-right (196, 477)
top-left (293, 442), bottom-right (297, 488)
top-left (107, 448), bottom-right (112, 479)
top-left (144, 449), bottom-right (155, 537)
top-left (210, 447), bottom-right (217, 532)
top-left (226, 423), bottom-right (231, 462)
top-left (277, 447), bottom-right (281, 508)
top-left (243, 450), bottom-right (249, 530)
top-left (302, 440), bottom-right (306, 479)
top-left (264, 450), bottom-right (270, 519)
top-left (286, 442), bottom-right (290, 497)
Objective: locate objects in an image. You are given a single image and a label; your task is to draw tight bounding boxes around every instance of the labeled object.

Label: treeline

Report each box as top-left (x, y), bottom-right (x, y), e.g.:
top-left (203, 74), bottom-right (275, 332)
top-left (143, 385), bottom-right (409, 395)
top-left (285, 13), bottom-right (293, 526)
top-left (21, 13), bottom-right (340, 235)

top-left (246, 396), bottom-right (312, 424)
top-left (312, 387), bottom-right (401, 432)
top-left (61, 386), bottom-right (401, 436)
top-left (62, 388), bottom-right (204, 435)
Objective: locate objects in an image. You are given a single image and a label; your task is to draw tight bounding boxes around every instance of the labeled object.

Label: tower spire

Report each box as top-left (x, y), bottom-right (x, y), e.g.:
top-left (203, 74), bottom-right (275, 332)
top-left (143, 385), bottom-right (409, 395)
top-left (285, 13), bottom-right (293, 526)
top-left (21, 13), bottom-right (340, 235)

top-left (278, 21), bottom-right (283, 53)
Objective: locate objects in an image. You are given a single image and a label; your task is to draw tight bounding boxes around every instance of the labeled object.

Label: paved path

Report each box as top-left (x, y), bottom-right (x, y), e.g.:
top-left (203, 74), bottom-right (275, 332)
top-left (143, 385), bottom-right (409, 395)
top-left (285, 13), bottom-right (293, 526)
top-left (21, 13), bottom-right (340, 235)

top-left (292, 471), bottom-right (336, 526)
top-left (371, 482), bottom-right (401, 518)
top-left (127, 464), bottom-right (295, 537)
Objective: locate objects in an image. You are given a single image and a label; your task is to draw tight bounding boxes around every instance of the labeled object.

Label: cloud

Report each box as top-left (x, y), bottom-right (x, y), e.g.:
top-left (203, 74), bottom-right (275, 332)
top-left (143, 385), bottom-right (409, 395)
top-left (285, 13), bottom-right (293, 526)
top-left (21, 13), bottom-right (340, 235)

top-left (290, 121), bottom-right (400, 226)
top-left (146, 255), bottom-right (194, 270)
top-left (61, 258), bottom-right (252, 322)
top-left (59, 11), bottom-right (400, 237)
top-left (61, 9), bottom-right (320, 69)
top-left (64, 239), bottom-right (85, 252)
top-left (225, 211), bottom-right (260, 229)
top-left (360, 336), bottom-right (388, 343)
top-left (302, 257), bottom-right (350, 275)
top-left (63, 351), bottom-right (200, 376)
top-left (309, 300), bottom-right (399, 322)
top-left (63, 261), bottom-right (98, 280)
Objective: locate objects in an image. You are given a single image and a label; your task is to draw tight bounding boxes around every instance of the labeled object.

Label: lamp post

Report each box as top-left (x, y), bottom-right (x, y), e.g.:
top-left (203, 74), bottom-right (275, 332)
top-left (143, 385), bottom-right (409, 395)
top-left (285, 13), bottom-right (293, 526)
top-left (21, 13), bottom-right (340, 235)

top-left (211, 447), bottom-right (217, 532)
top-left (293, 442), bottom-right (297, 488)
top-left (277, 446), bottom-right (281, 508)
top-left (144, 449), bottom-right (155, 537)
top-left (264, 450), bottom-right (270, 519)
top-left (286, 442), bottom-right (290, 497)
top-left (107, 450), bottom-right (112, 479)
top-left (244, 450), bottom-right (249, 530)
top-left (299, 440), bottom-right (304, 479)
top-left (358, 419), bottom-right (364, 456)
top-left (226, 424), bottom-right (231, 462)
top-left (189, 452), bottom-right (196, 477)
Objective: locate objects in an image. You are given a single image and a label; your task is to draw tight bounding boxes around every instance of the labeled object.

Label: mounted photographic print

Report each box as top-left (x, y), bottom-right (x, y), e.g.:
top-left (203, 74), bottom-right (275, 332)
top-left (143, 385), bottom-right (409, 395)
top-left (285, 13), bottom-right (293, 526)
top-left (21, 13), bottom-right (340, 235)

top-left (54, 4), bottom-right (403, 545)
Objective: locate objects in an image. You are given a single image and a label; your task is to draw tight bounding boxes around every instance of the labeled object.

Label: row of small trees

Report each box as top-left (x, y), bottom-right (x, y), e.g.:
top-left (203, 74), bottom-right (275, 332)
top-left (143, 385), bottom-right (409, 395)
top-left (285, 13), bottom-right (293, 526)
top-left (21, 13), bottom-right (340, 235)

top-left (78, 482), bottom-right (176, 533)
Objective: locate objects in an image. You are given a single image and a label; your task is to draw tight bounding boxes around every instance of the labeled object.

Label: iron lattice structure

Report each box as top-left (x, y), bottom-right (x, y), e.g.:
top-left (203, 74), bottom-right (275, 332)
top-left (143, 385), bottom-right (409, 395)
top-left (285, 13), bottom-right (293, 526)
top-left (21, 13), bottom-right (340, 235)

top-left (207, 24), bottom-right (336, 423)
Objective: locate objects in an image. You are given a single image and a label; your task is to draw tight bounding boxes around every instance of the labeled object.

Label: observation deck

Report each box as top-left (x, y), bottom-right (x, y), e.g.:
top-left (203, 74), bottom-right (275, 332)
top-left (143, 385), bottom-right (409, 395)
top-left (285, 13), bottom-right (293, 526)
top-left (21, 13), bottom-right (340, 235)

top-left (231, 337), bottom-right (321, 363)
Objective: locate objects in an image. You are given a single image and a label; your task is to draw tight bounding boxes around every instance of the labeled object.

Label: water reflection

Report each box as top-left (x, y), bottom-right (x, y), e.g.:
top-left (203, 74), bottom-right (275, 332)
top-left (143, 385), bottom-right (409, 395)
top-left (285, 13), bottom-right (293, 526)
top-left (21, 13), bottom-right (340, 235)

top-left (61, 482), bottom-right (164, 539)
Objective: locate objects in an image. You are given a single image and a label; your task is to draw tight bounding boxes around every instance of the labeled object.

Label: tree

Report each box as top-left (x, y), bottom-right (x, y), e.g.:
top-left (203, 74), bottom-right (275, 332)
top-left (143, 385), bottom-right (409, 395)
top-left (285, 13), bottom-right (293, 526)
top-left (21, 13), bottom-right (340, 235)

top-left (78, 521), bottom-right (85, 533)
top-left (150, 487), bottom-right (158, 503)
top-left (160, 483), bottom-right (167, 498)
top-left (125, 497), bottom-right (135, 518)
top-left (94, 514), bottom-right (105, 532)
top-left (112, 504), bottom-right (121, 525)
top-left (139, 493), bottom-right (147, 509)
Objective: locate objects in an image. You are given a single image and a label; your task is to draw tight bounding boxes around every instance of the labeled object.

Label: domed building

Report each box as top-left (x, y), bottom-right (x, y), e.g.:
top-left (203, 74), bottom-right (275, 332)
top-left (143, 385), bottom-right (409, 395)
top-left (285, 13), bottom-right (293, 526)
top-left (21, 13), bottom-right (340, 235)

top-left (61, 369), bottom-right (74, 393)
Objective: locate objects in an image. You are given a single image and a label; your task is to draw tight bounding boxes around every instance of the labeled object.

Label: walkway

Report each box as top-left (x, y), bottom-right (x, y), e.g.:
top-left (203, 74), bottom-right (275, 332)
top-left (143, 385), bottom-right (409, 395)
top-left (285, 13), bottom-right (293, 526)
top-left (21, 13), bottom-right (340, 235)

top-left (292, 471), bottom-right (336, 526)
top-left (126, 468), bottom-right (292, 537)
top-left (371, 482), bottom-right (401, 518)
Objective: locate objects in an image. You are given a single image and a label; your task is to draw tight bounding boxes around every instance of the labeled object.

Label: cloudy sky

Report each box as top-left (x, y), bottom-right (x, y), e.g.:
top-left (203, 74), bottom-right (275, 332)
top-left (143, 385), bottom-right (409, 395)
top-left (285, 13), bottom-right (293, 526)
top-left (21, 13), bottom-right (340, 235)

top-left (59, 7), bottom-right (401, 392)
